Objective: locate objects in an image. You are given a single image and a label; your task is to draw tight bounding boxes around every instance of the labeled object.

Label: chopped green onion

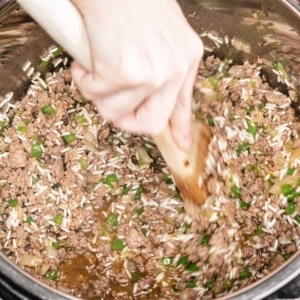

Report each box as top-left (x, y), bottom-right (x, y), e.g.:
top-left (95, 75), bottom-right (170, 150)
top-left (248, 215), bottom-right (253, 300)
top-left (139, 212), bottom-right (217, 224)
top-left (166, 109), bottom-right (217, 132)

top-left (172, 285), bottom-right (179, 292)
top-left (186, 281), bottom-right (197, 288)
top-left (207, 76), bottom-right (219, 89)
top-left (54, 213), bottom-right (63, 226)
top-left (200, 235), bottom-right (211, 246)
top-left (131, 271), bottom-right (143, 282)
top-left (231, 114), bottom-right (240, 120)
top-left (253, 228), bottom-right (263, 236)
top-left (240, 201), bottom-right (251, 210)
top-left (236, 142), bottom-right (251, 156)
top-left (231, 185), bottom-right (242, 199)
top-left (52, 242), bottom-right (61, 250)
top-left (285, 203), bottom-right (296, 215)
top-left (186, 262), bottom-right (199, 273)
top-left (287, 168), bottom-right (296, 175)
top-left (281, 184), bottom-right (295, 196)
top-left (176, 206), bottom-right (185, 214)
top-left (0, 121), bottom-right (5, 132)
top-left (246, 106), bottom-right (254, 114)
top-left (141, 228), bottom-right (147, 236)
top-left (52, 46), bottom-right (63, 57)
top-left (103, 173), bottom-right (119, 188)
top-left (206, 116), bottom-right (215, 126)
top-left (283, 253), bottom-right (291, 261)
top-left (295, 215), bottom-right (300, 224)
top-left (297, 178), bottom-right (300, 187)
top-left (253, 165), bottom-right (261, 175)
top-left (176, 255), bottom-right (188, 266)
top-left (30, 144), bottom-right (43, 158)
top-left (268, 174), bottom-right (276, 185)
top-left (78, 157), bottom-right (87, 169)
top-left (239, 267), bottom-right (251, 279)
top-left (205, 281), bottom-right (214, 290)
top-left (112, 238), bottom-right (126, 251)
top-left (8, 198), bottom-right (18, 207)
top-left (40, 60), bottom-right (49, 67)
top-left (134, 186), bottom-right (143, 200)
top-left (258, 103), bottom-right (265, 110)
top-left (26, 216), bottom-right (33, 225)
top-left (46, 269), bottom-right (58, 281)
top-left (136, 207), bottom-right (144, 216)
top-left (41, 106), bottom-right (55, 116)
top-left (161, 257), bottom-right (173, 266)
top-left (74, 115), bottom-right (88, 125)
top-left (63, 133), bottom-right (77, 144)
top-left (107, 213), bottom-right (119, 227)
top-left (246, 119), bottom-right (258, 137)
top-left (122, 185), bottom-right (130, 195)
top-left (17, 126), bottom-right (27, 133)
top-left (183, 221), bottom-right (191, 234)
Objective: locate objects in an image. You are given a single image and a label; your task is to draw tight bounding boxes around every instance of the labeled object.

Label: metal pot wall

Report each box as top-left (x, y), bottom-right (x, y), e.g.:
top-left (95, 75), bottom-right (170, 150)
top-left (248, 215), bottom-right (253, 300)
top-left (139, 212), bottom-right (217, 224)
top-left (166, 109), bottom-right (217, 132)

top-left (0, 0), bottom-right (300, 299)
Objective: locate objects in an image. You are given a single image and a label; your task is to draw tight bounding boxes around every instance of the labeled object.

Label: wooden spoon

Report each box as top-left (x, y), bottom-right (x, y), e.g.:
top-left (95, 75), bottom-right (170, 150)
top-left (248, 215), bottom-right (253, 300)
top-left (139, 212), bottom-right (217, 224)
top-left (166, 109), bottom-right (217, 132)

top-left (17, 0), bottom-right (211, 216)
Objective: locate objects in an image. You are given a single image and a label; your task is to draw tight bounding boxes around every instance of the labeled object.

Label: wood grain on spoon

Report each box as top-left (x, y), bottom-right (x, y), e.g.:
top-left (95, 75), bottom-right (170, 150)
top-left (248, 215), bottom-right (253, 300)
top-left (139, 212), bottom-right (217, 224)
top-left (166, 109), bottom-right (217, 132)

top-left (17, 0), bottom-right (211, 216)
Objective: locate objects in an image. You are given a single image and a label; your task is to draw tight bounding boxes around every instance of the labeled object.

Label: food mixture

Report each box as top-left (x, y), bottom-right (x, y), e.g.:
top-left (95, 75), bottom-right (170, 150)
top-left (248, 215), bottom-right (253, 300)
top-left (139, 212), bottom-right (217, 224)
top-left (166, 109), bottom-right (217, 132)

top-left (0, 51), bottom-right (299, 300)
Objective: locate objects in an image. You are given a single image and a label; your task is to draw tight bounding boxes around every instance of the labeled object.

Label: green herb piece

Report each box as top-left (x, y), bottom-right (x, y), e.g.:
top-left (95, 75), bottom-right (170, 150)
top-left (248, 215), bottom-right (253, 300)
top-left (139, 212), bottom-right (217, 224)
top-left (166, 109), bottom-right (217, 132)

top-left (297, 178), bottom-right (300, 187)
top-left (54, 213), bottom-right (63, 226)
top-left (0, 121), bottom-right (5, 132)
top-left (26, 216), bottom-right (33, 225)
top-left (46, 269), bottom-right (58, 281)
top-left (239, 267), bottom-right (251, 280)
top-left (30, 144), bottom-right (43, 158)
top-left (206, 116), bottom-right (215, 126)
top-left (103, 173), bottom-right (119, 188)
top-left (177, 255), bottom-right (189, 266)
top-left (107, 213), bottom-right (119, 227)
top-left (183, 221), bottom-right (191, 234)
top-left (41, 106), bottom-right (55, 116)
top-left (253, 165), bottom-right (261, 175)
top-left (295, 215), bottom-right (300, 224)
top-left (134, 186), bottom-right (143, 200)
top-left (8, 198), bottom-right (18, 207)
top-left (269, 174), bottom-right (276, 185)
top-left (200, 235), bottom-right (211, 246)
top-left (258, 103), bottom-right (265, 110)
top-left (172, 285), bottom-right (179, 292)
top-left (246, 106), bottom-right (254, 114)
top-left (253, 228), bottom-right (263, 236)
top-left (17, 126), bottom-right (27, 133)
top-left (136, 207), bottom-right (144, 216)
top-left (231, 114), bottom-right (240, 120)
top-left (141, 228), bottom-right (147, 236)
top-left (287, 194), bottom-right (295, 203)
top-left (74, 115), bottom-right (88, 125)
top-left (281, 184), bottom-right (295, 196)
top-left (40, 60), bottom-right (49, 67)
top-left (165, 178), bottom-right (174, 185)
top-left (78, 157), bottom-right (87, 169)
top-left (122, 185), bottom-right (130, 195)
top-left (240, 201), bottom-right (251, 210)
top-left (186, 281), bottom-right (197, 288)
top-left (283, 253), bottom-right (292, 261)
top-left (131, 271), bottom-right (143, 282)
top-left (112, 238), bottom-right (126, 251)
top-left (206, 281), bottom-right (214, 290)
top-left (52, 46), bottom-right (63, 57)
top-left (236, 142), bottom-right (251, 156)
top-left (223, 279), bottom-right (235, 290)
top-left (52, 242), bottom-right (60, 250)
top-left (63, 133), bottom-right (76, 144)
top-left (176, 206), bottom-right (185, 214)
top-left (272, 61), bottom-right (290, 80)
top-left (246, 119), bottom-right (258, 137)
top-left (285, 203), bottom-right (296, 215)
top-left (231, 185), bottom-right (242, 199)
top-left (186, 262), bottom-right (199, 273)
top-left (173, 192), bottom-right (182, 200)
top-left (161, 257), bottom-right (173, 266)
top-left (287, 168), bottom-right (296, 175)
top-left (207, 76), bottom-right (219, 89)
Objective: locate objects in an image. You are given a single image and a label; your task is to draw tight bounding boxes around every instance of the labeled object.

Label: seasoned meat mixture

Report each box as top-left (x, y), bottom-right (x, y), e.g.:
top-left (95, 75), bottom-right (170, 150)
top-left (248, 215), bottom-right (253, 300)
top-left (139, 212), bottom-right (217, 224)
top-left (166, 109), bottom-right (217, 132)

top-left (0, 52), bottom-right (299, 300)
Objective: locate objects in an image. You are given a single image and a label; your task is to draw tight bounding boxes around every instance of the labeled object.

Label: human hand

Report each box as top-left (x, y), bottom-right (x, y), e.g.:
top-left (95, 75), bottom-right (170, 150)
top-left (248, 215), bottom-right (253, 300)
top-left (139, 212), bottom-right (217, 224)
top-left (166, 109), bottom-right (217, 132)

top-left (70, 0), bottom-right (204, 148)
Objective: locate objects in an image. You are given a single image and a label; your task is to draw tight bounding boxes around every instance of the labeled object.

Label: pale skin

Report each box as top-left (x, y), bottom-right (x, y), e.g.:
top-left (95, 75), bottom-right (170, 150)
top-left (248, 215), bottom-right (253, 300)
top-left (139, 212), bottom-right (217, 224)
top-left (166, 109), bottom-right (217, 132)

top-left (70, 0), bottom-right (204, 148)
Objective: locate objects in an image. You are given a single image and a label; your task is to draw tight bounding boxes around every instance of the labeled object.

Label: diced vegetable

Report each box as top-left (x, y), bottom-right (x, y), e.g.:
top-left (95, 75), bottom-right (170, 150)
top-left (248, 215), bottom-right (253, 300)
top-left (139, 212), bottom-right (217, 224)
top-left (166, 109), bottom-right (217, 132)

top-left (206, 281), bottom-right (214, 290)
top-left (131, 271), bottom-right (143, 282)
top-left (26, 216), bottom-right (33, 225)
top-left (239, 267), bottom-right (251, 279)
top-left (78, 157), bottom-right (87, 169)
top-left (246, 106), bottom-right (254, 114)
top-left (136, 207), bottom-right (144, 216)
top-left (186, 281), bottom-right (197, 288)
top-left (207, 76), bottom-right (219, 89)
top-left (54, 213), bottom-right (63, 226)
top-left (112, 238), bottom-right (126, 251)
top-left (287, 168), bottom-right (296, 176)
top-left (285, 203), bottom-right (296, 215)
top-left (40, 60), bottom-right (49, 67)
top-left (246, 119), bottom-right (258, 137)
top-left (52, 242), bottom-right (61, 250)
top-left (200, 235), bottom-right (211, 246)
top-left (8, 198), bottom-right (18, 207)
top-left (161, 257), bottom-right (173, 266)
top-left (258, 103), bottom-right (265, 110)
top-left (63, 133), bottom-right (77, 144)
top-left (75, 115), bottom-right (88, 125)
top-left (46, 269), bottom-right (58, 280)
top-left (17, 126), bottom-right (27, 132)
top-left (41, 106), bottom-right (55, 116)
top-left (183, 221), bottom-right (191, 234)
top-left (172, 285), bottom-right (179, 292)
top-left (272, 61), bottom-right (289, 80)
top-left (268, 174), bottom-right (276, 185)
top-left (236, 142), bottom-right (251, 156)
top-left (134, 186), bottom-right (143, 200)
top-left (295, 215), bottom-right (300, 224)
top-left (269, 176), bottom-right (298, 195)
top-left (281, 184), bottom-right (295, 196)
top-left (103, 173), bottom-right (119, 188)
top-left (122, 185), bottom-right (130, 195)
top-left (240, 201), bottom-right (251, 210)
top-left (177, 255), bottom-right (188, 266)
top-left (176, 206), bottom-right (185, 214)
top-left (231, 185), bottom-right (242, 199)
top-left (253, 165), bottom-right (261, 175)
top-left (135, 146), bottom-right (152, 168)
top-left (107, 213), bottom-right (119, 227)
top-left (253, 228), bottom-right (263, 236)
top-left (52, 46), bottom-right (63, 57)
top-left (206, 116), bottom-right (215, 126)
top-left (30, 143), bottom-right (43, 158)
top-left (186, 262), bottom-right (199, 272)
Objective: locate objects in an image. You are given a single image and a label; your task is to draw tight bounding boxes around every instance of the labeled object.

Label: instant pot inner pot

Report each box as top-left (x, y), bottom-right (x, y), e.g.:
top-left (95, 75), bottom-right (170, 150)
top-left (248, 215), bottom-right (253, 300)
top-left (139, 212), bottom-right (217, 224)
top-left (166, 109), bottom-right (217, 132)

top-left (0, 0), bottom-right (300, 300)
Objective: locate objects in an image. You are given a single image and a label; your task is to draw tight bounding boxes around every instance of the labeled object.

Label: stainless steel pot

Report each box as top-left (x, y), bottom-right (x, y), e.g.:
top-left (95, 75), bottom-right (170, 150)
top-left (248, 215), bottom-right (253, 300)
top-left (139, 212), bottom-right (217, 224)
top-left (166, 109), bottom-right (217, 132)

top-left (1, 1), bottom-right (300, 299)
